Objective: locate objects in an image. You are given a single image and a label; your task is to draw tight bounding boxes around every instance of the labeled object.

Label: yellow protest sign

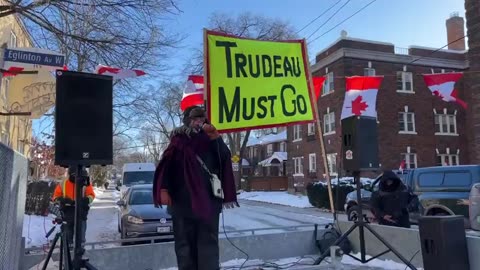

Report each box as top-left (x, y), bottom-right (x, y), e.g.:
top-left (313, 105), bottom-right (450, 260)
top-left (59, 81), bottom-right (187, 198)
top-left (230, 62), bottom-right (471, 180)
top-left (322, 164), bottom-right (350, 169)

top-left (205, 30), bottom-right (315, 132)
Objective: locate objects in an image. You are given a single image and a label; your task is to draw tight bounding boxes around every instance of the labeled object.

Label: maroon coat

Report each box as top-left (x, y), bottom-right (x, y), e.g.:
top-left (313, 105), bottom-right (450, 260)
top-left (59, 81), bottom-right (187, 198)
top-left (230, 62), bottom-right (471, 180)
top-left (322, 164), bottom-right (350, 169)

top-left (153, 128), bottom-right (238, 221)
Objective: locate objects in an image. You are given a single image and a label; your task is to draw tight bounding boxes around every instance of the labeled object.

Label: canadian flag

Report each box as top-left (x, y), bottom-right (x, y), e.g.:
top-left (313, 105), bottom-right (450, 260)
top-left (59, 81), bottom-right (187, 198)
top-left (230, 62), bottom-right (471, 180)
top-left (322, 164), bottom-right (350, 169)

top-left (180, 75), bottom-right (204, 111)
top-left (422, 73), bottom-right (467, 109)
top-left (341, 76), bottom-right (383, 120)
top-left (95, 65), bottom-right (146, 79)
top-left (2, 66), bottom-right (24, 77)
top-left (313, 76), bottom-right (325, 100)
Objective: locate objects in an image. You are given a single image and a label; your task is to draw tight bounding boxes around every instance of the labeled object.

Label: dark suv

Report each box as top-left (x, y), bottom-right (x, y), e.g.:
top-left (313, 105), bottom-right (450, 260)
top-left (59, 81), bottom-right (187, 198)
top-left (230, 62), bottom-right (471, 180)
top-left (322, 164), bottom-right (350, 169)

top-left (344, 165), bottom-right (480, 227)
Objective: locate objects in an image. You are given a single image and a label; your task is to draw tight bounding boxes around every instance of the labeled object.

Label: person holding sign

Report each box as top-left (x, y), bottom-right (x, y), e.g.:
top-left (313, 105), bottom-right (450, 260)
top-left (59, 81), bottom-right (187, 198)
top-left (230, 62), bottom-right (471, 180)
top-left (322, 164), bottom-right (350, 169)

top-left (153, 106), bottom-right (238, 270)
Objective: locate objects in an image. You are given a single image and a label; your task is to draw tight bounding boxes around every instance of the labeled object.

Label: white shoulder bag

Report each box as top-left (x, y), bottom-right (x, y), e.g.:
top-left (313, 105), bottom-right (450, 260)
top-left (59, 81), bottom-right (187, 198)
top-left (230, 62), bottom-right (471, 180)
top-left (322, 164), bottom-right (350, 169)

top-left (196, 155), bottom-right (224, 199)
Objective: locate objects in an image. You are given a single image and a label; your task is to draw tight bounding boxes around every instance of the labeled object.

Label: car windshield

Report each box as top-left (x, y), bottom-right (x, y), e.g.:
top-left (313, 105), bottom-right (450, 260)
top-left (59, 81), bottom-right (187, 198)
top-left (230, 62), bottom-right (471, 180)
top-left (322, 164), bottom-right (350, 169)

top-left (129, 190), bottom-right (153, 205)
top-left (123, 171), bottom-right (154, 186)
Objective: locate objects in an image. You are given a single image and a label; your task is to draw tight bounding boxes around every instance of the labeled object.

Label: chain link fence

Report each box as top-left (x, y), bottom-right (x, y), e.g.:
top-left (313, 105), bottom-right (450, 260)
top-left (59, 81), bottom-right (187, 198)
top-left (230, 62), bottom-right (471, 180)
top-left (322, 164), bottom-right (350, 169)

top-left (0, 142), bottom-right (28, 270)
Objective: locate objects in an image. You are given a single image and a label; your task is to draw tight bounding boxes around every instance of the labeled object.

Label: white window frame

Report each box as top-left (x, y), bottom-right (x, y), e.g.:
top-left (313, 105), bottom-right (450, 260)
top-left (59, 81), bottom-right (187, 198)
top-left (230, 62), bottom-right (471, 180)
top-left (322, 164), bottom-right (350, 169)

top-left (322, 72), bottom-right (334, 96)
top-left (326, 153), bottom-right (338, 176)
top-left (323, 111), bottom-right (335, 135)
top-left (279, 142), bottom-right (286, 152)
top-left (364, 68), bottom-right (376, 76)
top-left (266, 144), bottom-right (273, 156)
top-left (434, 110), bottom-right (458, 135)
top-left (293, 125), bottom-right (302, 142)
top-left (396, 71), bottom-right (414, 93)
top-left (437, 154), bottom-right (460, 166)
top-left (401, 152), bottom-right (417, 169)
top-left (308, 153), bottom-right (316, 173)
top-left (307, 123), bottom-right (315, 135)
top-left (398, 110), bottom-right (416, 134)
top-left (293, 157), bottom-right (304, 176)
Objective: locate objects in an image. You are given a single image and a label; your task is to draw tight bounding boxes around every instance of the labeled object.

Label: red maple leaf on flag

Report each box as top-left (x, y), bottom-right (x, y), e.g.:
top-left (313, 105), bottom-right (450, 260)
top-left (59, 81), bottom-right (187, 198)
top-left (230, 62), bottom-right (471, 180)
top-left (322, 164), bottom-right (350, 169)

top-left (351, 95), bottom-right (368, 116)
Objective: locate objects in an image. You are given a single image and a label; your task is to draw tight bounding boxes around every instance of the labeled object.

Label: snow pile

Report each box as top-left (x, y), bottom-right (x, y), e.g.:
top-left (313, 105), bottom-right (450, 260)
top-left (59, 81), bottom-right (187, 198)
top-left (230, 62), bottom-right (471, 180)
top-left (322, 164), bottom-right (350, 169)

top-left (342, 253), bottom-right (423, 270)
top-left (161, 254), bottom-right (422, 269)
top-left (93, 187), bottom-right (105, 196)
top-left (238, 191), bottom-right (313, 208)
top-left (22, 214), bottom-right (56, 248)
top-left (314, 177), bottom-right (375, 187)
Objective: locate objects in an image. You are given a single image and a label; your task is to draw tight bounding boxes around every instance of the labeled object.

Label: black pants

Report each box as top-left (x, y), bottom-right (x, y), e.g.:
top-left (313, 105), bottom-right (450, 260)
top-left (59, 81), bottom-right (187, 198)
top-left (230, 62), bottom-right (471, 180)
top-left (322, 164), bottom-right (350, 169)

top-left (172, 213), bottom-right (220, 270)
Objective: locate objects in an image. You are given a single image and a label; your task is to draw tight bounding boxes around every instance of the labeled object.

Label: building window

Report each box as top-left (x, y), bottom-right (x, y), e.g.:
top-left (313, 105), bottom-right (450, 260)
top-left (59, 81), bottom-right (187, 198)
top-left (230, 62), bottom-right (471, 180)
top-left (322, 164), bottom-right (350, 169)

top-left (323, 72), bottom-right (334, 95)
top-left (308, 153), bottom-right (316, 173)
top-left (396, 71), bottom-right (413, 92)
top-left (436, 154), bottom-right (459, 166)
top-left (279, 142), bottom-right (286, 152)
top-left (266, 144), bottom-right (273, 156)
top-left (323, 111), bottom-right (335, 134)
top-left (434, 113), bottom-right (457, 135)
top-left (401, 153), bottom-right (417, 169)
top-left (293, 157), bottom-right (303, 175)
top-left (293, 125), bottom-right (302, 141)
top-left (307, 123), bottom-right (315, 135)
top-left (364, 68), bottom-right (376, 76)
top-left (326, 153), bottom-right (338, 176)
top-left (398, 112), bottom-right (416, 133)
top-left (250, 147), bottom-right (258, 158)
top-left (9, 31), bottom-right (17, 48)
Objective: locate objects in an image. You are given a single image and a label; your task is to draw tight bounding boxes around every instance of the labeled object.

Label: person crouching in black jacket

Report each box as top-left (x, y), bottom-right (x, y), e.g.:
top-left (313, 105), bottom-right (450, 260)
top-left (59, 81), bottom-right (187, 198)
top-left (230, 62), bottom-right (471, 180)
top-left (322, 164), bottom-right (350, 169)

top-left (370, 170), bottom-right (414, 228)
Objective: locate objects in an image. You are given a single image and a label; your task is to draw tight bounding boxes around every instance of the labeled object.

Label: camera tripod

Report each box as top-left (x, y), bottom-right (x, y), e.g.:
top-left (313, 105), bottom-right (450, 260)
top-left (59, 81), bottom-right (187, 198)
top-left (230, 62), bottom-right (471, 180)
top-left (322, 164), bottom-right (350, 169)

top-left (42, 165), bottom-right (98, 270)
top-left (314, 170), bottom-right (417, 270)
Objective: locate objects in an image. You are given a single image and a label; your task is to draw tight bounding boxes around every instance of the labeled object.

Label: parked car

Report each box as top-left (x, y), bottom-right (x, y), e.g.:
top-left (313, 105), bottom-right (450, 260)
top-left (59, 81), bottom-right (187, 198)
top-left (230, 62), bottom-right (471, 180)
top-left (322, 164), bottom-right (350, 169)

top-left (344, 165), bottom-right (480, 228)
top-left (117, 184), bottom-right (173, 243)
top-left (344, 170), bottom-right (409, 221)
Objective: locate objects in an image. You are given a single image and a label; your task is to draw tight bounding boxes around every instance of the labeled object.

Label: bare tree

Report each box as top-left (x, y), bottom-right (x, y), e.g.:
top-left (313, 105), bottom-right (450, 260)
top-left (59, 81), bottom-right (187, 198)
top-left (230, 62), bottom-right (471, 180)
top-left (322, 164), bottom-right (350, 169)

top-left (137, 129), bottom-right (165, 164)
top-left (12, 1), bottom-right (184, 173)
top-left (135, 81), bottom-right (183, 156)
top-left (185, 12), bottom-right (297, 187)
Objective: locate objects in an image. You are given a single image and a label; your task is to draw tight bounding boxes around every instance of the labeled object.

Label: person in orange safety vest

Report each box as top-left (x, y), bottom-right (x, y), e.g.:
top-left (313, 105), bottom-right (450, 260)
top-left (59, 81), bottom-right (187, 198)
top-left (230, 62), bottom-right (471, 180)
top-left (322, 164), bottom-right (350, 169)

top-left (52, 166), bottom-right (95, 244)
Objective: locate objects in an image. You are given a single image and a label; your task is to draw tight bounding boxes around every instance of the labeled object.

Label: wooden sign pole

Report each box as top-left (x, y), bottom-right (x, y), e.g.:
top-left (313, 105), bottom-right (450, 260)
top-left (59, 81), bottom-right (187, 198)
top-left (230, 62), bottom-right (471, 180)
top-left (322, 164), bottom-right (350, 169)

top-left (303, 41), bottom-right (336, 216)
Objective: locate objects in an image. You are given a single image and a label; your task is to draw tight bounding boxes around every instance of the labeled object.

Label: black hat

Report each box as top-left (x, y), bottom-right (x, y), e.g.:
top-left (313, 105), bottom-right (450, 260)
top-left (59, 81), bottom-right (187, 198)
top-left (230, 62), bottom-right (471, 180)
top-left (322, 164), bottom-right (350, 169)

top-left (182, 106), bottom-right (206, 125)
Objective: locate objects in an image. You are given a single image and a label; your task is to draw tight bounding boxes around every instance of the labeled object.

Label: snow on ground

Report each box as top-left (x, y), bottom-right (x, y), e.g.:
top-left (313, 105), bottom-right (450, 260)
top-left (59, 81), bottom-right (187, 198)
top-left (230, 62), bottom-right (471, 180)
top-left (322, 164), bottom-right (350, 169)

top-left (23, 187), bottom-right (119, 249)
top-left (22, 214), bottom-right (56, 248)
top-left (85, 188), bottom-right (120, 244)
top-left (238, 191), bottom-right (313, 208)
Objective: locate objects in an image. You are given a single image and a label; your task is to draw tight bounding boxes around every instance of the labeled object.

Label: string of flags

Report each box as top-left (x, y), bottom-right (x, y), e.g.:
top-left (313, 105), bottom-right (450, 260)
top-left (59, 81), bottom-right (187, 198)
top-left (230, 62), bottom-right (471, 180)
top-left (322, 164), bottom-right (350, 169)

top-left (180, 72), bottom-right (467, 114)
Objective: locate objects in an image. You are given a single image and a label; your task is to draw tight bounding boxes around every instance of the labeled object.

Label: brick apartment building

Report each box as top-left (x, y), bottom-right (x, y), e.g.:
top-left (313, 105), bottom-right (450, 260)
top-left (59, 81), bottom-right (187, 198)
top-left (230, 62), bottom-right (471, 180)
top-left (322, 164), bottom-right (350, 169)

top-left (287, 14), bottom-right (469, 192)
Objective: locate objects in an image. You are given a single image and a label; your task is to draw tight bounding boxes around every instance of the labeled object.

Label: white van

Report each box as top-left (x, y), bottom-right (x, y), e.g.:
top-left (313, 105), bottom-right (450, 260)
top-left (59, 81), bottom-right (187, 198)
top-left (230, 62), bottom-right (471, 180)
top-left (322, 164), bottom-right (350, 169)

top-left (117, 163), bottom-right (156, 197)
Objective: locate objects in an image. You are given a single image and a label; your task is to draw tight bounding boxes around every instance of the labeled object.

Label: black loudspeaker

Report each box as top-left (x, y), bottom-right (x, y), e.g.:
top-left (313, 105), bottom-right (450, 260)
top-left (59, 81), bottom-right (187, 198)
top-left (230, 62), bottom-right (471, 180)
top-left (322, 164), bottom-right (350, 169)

top-left (341, 116), bottom-right (379, 172)
top-left (55, 70), bottom-right (113, 166)
top-left (419, 216), bottom-right (470, 270)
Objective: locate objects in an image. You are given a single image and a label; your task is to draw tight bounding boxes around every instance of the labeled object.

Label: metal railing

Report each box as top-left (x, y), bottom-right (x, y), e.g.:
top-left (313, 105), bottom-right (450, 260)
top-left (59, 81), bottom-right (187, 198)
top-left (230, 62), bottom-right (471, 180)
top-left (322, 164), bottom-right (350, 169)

top-left (24, 223), bottom-right (326, 254)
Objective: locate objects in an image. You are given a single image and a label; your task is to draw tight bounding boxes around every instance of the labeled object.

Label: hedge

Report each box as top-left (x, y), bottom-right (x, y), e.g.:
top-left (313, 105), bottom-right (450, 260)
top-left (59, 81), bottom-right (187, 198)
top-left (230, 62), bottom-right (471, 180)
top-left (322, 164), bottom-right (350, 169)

top-left (306, 181), bottom-right (357, 211)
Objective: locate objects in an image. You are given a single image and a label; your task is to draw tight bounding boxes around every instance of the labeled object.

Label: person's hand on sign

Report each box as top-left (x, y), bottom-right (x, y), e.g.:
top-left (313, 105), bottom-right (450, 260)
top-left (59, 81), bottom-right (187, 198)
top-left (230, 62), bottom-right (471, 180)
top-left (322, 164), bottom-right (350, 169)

top-left (203, 120), bottom-right (220, 140)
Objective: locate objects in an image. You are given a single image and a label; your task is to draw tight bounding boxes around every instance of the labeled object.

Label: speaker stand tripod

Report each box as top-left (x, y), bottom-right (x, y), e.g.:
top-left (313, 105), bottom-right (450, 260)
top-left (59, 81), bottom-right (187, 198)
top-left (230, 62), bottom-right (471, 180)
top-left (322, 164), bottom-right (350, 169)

top-left (314, 171), bottom-right (417, 270)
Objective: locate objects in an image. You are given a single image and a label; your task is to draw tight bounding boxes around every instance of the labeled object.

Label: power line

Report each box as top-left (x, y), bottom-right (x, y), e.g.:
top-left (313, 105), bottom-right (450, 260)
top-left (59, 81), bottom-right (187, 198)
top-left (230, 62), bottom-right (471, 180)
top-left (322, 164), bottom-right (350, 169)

top-left (295, 0), bottom-right (342, 34)
top-left (308, 0), bottom-right (377, 45)
top-left (306, 0), bottom-right (351, 40)
top-left (407, 34), bottom-right (467, 65)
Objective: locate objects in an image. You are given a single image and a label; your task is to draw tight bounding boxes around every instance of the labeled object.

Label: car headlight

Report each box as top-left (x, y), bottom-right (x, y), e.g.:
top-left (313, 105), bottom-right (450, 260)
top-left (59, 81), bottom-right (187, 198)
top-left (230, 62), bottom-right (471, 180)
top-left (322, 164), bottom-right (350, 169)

top-left (127, 216), bottom-right (143, 224)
